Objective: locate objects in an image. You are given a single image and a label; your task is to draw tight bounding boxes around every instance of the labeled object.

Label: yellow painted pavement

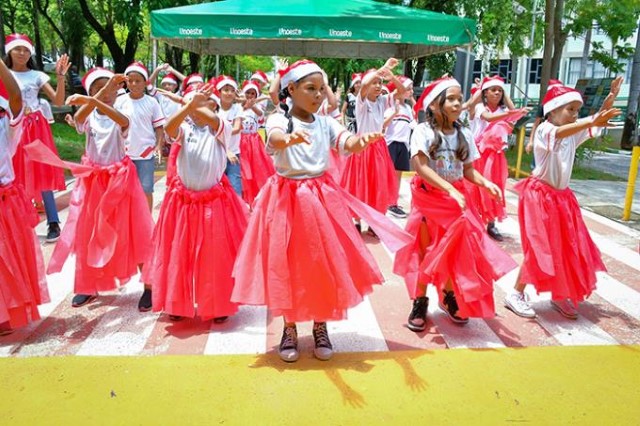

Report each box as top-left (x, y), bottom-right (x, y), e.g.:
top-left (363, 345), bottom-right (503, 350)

top-left (1, 345), bottom-right (639, 425)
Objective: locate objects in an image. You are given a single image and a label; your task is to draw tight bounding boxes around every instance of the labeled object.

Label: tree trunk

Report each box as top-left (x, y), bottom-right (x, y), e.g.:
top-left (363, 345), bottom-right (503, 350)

top-left (550, 0), bottom-right (566, 80)
top-left (31, 0), bottom-right (44, 70)
top-left (579, 25), bottom-right (593, 79)
top-left (189, 52), bottom-right (200, 74)
top-left (403, 59), bottom-right (414, 81)
top-left (620, 20), bottom-right (640, 149)
top-left (0, 8), bottom-right (5, 56)
top-left (414, 57), bottom-right (426, 87)
top-left (540, 0), bottom-right (556, 96)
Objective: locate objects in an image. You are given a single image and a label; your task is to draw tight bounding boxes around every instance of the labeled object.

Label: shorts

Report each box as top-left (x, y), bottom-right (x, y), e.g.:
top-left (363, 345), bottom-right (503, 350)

top-left (387, 141), bottom-right (410, 171)
top-left (133, 158), bottom-right (155, 193)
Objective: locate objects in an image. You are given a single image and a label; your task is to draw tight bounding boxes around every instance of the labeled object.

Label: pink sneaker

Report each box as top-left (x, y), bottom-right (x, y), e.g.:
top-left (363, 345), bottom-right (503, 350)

top-left (550, 299), bottom-right (578, 319)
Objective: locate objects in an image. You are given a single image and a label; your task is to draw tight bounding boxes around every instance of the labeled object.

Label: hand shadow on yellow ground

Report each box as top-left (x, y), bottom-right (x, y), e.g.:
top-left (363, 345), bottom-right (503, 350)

top-left (249, 347), bottom-right (430, 408)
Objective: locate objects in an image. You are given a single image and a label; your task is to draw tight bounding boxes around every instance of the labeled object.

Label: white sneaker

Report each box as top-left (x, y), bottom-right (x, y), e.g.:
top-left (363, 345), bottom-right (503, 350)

top-left (504, 292), bottom-right (536, 318)
top-left (550, 299), bottom-right (578, 319)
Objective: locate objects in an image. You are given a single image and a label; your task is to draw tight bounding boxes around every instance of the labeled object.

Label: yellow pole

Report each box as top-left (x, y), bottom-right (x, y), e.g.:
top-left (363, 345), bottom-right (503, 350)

top-left (623, 146), bottom-right (640, 221)
top-left (515, 126), bottom-right (526, 179)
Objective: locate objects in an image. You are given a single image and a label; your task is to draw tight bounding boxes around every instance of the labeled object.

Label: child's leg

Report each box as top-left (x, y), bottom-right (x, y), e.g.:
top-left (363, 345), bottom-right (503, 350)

top-left (279, 318), bottom-right (299, 362)
top-left (225, 157), bottom-right (243, 197)
top-left (408, 220), bottom-right (430, 332)
top-left (504, 267), bottom-right (536, 318)
top-left (43, 191), bottom-right (61, 243)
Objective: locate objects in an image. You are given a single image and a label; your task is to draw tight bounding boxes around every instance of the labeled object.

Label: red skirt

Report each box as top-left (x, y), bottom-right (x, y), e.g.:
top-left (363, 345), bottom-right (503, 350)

top-left (0, 183), bottom-right (49, 328)
top-left (340, 138), bottom-right (398, 213)
top-left (232, 173), bottom-right (412, 322)
top-left (166, 142), bottom-right (181, 187)
top-left (12, 111), bottom-right (66, 200)
top-left (515, 177), bottom-right (605, 302)
top-left (393, 176), bottom-right (517, 318)
top-left (239, 132), bottom-right (275, 205)
top-left (469, 147), bottom-right (508, 224)
top-left (327, 148), bottom-right (345, 183)
top-left (47, 156), bottom-right (154, 294)
top-left (142, 176), bottom-right (248, 319)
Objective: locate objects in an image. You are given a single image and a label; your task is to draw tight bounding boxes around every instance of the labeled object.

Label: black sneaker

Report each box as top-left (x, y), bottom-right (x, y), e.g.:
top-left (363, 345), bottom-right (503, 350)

top-left (72, 294), bottom-right (97, 307)
top-left (355, 223), bottom-right (362, 233)
top-left (279, 325), bottom-right (299, 362)
top-left (388, 205), bottom-right (408, 218)
top-left (439, 290), bottom-right (469, 324)
top-left (213, 316), bottom-right (229, 324)
top-left (46, 222), bottom-right (61, 243)
top-left (168, 314), bottom-right (184, 322)
top-left (487, 222), bottom-right (504, 242)
top-left (407, 296), bottom-right (429, 332)
top-left (312, 322), bottom-right (333, 361)
top-left (138, 288), bottom-right (152, 312)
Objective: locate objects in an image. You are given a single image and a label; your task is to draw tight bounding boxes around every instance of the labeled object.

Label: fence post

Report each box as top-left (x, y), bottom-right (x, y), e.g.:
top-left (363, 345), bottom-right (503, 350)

top-left (623, 146), bottom-right (640, 220)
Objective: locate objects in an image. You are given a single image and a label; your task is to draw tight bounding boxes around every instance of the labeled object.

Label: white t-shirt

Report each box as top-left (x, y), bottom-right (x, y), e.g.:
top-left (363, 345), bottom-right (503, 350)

top-left (266, 113), bottom-right (351, 179)
top-left (218, 103), bottom-right (243, 155)
top-left (356, 93), bottom-right (393, 134)
top-left (240, 106), bottom-right (262, 134)
top-left (11, 69), bottom-right (49, 111)
top-left (472, 103), bottom-right (508, 142)
top-left (384, 102), bottom-right (416, 146)
top-left (176, 119), bottom-right (230, 191)
top-left (115, 94), bottom-right (166, 160)
top-left (0, 108), bottom-right (24, 185)
top-left (410, 123), bottom-right (479, 183)
top-left (532, 119), bottom-right (602, 190)
top-left (154, 92), bottom-right (181, 119)
top-left (76, 109), bottom-right (128, 166)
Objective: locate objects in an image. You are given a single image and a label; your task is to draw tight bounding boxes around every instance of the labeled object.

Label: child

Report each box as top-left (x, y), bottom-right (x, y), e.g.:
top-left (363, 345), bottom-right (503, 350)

top-left (0, 59), bottom-right (49, 336)
top-left (468, 76), bottom-right (525, 241)
top-left (117, 62), bottom-right (166, 213)
top-left (142, 85), bottom-right (248, 322)
top-left (340, 59), bottom-right (405, 235)
top-left (44, 68), bottom-right (154, 308)
top-left (216, 75), bottom-right (244, 197)
top-left (383, 75), bottom-right (416, 219)
top-left (341, 73), bottom-right (361, 133)
top-left (504, 80), bottom-right (621, 319)
top-left (238, 80), bottom-right (275, 205)
top-left (148, 63), bottom-right (186, 124)
top-left (4, 33), bottom-right (69, 242)
top-left (231, 60), bottom-right (412, 362)
top-left (393, 77), bottom-right (517, 330)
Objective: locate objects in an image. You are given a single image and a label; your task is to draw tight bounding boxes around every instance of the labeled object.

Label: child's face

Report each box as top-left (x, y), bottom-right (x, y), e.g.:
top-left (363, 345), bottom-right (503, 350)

top-left (485, 86), bottom-right (504, 106)
top-left (244, 89), bottom-right (257, 100)
top-left (9, 46), bottom-right (31, 67)
top-left (401, 84), bottom-right (414, 101)
top-left (550, 101), bottom-right (581, 126)
top-left (219, 85), bottom-right (237, 104)
top-left (288, 73), bottom-right (325, 114)
top-left (161, 81), bottom-right (177, 92)
top-left (368, 77), bottom-right (383, 99)
top-left (352, 81), bottom-right (361, 92)
top-left (89, 78), bottom-right (116, 106)
top-left (430, 86), bottom-right (463, 123)
top-left (126, 72), bottom-right (147, 96)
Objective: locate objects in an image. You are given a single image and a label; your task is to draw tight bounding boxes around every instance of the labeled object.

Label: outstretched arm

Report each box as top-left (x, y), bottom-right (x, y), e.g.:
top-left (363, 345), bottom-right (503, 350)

top-left (0, 60), bottom-right (22, 117)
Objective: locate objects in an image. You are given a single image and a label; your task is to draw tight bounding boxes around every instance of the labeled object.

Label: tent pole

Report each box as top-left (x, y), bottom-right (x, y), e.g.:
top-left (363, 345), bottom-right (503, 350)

top-left (216, 55), bottom-right (219, 75)
top-left (463, 43), bottom-right (472, 95)
top-left (152, 38), bottom-right (158, 72)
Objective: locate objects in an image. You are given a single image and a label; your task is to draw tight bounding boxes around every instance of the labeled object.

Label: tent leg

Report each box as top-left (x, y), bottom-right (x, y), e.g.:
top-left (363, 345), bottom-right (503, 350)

top-left (152, 38), bottom-right (158, 72)
top-left (463, 43), bottom-right (472, 95)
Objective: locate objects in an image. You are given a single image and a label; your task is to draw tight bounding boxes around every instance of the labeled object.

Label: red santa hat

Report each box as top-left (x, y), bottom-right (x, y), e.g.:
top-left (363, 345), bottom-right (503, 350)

top-left (5, 33), bottom-right (35, 55)
top-left (161, 73), bottom-right (179, 86)
top-left (414, 77), bottom-right (461, 114)
top-left (215, 75), bottom-right (238, 91)
top-left (241, 80), bottom-right (260, 96)
top-left (386, 75), bottom-right (413, 93)
top-left (250, 70), bottom-right (269, 85)
top-left (278, 59), bottom-right (323, 90)
top-left (349, 73), bottom-right (363, 88)
top-left (81, 67), bottom-right (115, 93)
top-left (481, 75), bottom-right (505, 92)
top-left (183, 83), bottom-right (220, 107)
top-left (542, 85), bottom-right (583, 116)
top-left (182, 73), bottom-right (204, 91)
top-left (124, 61), bottom-right (149, 81)
top-left (0, 78), bottom-right (9, 111)
top-left (548, 79), bottom-right (564, 89)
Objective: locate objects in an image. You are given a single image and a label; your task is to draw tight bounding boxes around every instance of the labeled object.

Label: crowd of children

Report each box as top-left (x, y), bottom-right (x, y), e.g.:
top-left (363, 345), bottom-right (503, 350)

top-left (0, 32), bottom-right (623, 361)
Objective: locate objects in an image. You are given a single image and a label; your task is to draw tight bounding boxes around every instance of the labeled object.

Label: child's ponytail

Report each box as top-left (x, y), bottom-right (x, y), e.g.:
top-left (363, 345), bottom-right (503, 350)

top-left (279, 87), bottom-right (294, 133)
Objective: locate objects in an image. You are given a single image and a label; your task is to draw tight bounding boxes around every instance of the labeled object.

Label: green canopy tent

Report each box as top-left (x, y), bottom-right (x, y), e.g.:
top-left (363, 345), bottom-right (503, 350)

top-left (150, 0), bottom-right (476, 85)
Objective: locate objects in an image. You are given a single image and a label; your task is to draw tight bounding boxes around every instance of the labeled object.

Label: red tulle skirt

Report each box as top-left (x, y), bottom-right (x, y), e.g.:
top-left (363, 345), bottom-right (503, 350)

top-left (142, 175), bottom-right (248, 319)
top-left (515, 177), bottom-right (606, 302)
top-left (393, 176), bottom-right (517, 318)
top-left (12, 111), bottom-right (66, 200)
top-left (47, 156), bottom-right (154, 295)
top-left (327, 148), bottom-right (346, 183)
top-left (0, 183), bottom-right (49, 328)
top-left (468, 147), bottom-right (508, 224)
top-left (340, 138), bottom-right (398, 213)
top-left (232, 173), bottom-right (412, 322)
top-left (239, 132), bottom-right (275, 205)
top-left (166, 142), bottom-right (181, 187)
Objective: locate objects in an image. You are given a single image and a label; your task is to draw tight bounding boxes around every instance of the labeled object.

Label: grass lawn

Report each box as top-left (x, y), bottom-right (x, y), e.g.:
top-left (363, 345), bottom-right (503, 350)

top-left (52, 122), bottom-right (84, 163)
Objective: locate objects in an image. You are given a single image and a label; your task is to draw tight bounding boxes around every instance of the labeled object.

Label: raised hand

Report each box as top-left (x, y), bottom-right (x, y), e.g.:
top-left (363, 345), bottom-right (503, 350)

top-left (276, 58), bottom-right (289, 72)
top-left (383, 57), bottom-right (399, 70)
top-left (65, 94), bottom-right (92, 106)
top-left (592, 108), bottom-right (622, 127)
top-left (55, 54), bottom-right (71, 76)
top-left (610, 76), bottom-right (623, 98)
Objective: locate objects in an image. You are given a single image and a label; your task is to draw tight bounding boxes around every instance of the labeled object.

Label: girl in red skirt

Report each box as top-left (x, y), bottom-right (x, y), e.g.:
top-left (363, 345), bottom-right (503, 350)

top-left (4, 33), bottom-right (70, 243)
top-left (504, 80), bottom-right (622, 319)
top-left (393, 77), bottom-right (517, 331)
top-left (340, 59), bottom-right (406, 235)
top-left (468, 76), bottom-right (526, 241)
top-left (142, 85), bottom-right (248, 322)
top-left (42, 69), bottom-right (154, 308)
top-left (0, 60), bottom-right (49, 336)
top-left (231, 60), bottom-right (412, 362)
top-left (238, 80), bottom-right (275, 205)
